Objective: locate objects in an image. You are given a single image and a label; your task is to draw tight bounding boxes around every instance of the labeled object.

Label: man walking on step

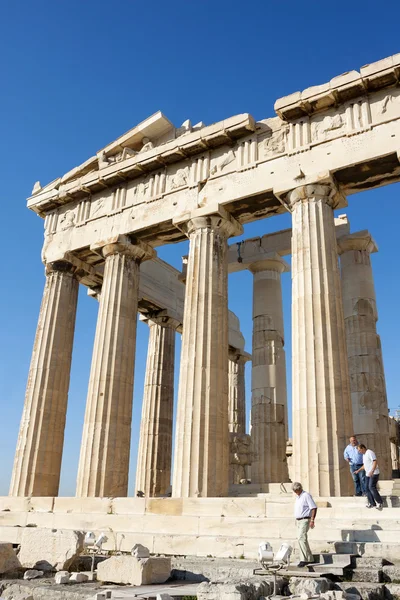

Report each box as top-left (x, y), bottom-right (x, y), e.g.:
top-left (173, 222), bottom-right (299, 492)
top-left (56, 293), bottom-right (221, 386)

top-left (344, 435), bottom-right (366, 497)
top-left (292, 481), bottom-right (317, 568)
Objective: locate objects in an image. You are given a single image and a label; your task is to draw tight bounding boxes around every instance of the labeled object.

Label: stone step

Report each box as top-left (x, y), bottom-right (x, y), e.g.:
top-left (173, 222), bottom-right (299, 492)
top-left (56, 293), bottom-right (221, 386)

top-left (317, 553), bottom-right (353, 566)
top-left (382, 565), bottom-right (400, 582)
top-left (311, 565), bottom-right (345, 575)
top-left (351, 556), bottom-right (386, 569)
top-left (344, 568), bottom-right (383, 583)
top-left (336, 581), bottom-right (385, 600)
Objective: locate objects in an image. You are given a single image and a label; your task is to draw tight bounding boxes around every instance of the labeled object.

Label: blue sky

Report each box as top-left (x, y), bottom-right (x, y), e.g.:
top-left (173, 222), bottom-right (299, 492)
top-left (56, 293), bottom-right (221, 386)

top-left (1, 0), bottom-right (399, 496)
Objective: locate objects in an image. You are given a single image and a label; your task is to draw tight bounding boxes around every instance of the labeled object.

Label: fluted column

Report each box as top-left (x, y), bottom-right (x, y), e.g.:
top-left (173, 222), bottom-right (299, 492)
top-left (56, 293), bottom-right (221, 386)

top-left (288, 183), bottom-right (353, 496)
top-left (10, 261), bottom-right (79, 497)
top-left (76, 238), bottom-right (155, 498)
top-left (135, 314), bottom-right (178, 497)
top-left (338, 232), bottom-right (391, 478)
top-left (228, 351), bottom-right (250, 434)
top-left (172, 210), bottom-right (242, 497)
top-left (249, 255), bottom-right (289, 484)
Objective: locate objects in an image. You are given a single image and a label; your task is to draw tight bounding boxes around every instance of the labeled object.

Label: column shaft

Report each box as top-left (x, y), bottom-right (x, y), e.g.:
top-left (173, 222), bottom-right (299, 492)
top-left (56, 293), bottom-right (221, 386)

top-left (228, 353), bottom-right (247, 434)
top-left (289, 184), bottom-right (353, 496)
top-left (10, 262), bottom-right (78, 497)
top-left (250, 257), bottom-right (289, 484)
top-left (172, 214), bottom-right (241, 497)
top-left (339, 234), bottom-right (391, 478)
top-left (76, 240), bottom-right (153, 497)
top-left (136, 319), bottom-right (176, 497)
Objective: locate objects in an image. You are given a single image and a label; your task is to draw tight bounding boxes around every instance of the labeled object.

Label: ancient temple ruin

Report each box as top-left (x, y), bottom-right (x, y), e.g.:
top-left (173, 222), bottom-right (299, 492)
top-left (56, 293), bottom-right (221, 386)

top-left (8, 54), bottom-right (400, 527)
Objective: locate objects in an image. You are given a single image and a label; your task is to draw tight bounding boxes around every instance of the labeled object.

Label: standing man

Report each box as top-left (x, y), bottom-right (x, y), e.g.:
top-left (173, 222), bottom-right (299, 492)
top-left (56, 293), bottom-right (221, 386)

top-left (344, 435), bottom-right (366, 496)
top-left (354, 445), bottom-right (383, 510)
top-left (292, 481), bottom-right (317, 568)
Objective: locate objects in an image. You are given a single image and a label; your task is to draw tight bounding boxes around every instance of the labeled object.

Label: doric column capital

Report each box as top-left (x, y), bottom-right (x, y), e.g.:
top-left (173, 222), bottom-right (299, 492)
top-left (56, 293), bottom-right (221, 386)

top-left (173, 204), bottom-right (243, 239)
top-left (228, 349), bottom-right (252, 364)
top-left (248, 253), bottom-right (289, 275)
top-left (141, 311), bottom-right (181, 331)
top-left (45, 260), bottom-right (77, 276)
top-left (337, 231), bottom-right (378, 255)
top-left (285, 181), bottom-right (346, 211)
top-left (91, 235), bottom-right (156, 263)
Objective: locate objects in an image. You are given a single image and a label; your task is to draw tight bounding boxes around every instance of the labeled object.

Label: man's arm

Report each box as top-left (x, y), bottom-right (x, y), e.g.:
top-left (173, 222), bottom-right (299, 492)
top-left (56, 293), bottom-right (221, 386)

top-left (344, 447), bottom-right (351, 462)
top-left (368, 459), bottom-right (378, 477)
top-left (310, 507), bottom-right (317, 529)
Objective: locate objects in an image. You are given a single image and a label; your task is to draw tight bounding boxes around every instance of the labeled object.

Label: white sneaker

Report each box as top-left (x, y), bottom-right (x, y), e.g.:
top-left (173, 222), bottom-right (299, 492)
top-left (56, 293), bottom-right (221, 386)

top-left (376, 502), bottom-right (383, 510)
top-left (365, 503), bottom-right (373, 508)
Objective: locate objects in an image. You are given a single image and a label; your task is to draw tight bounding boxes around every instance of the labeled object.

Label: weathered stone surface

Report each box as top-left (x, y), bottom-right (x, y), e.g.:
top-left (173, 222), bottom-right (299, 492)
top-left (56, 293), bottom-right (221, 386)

top-left (97, 555), bottom-right (171, 585)
top-left (321, 593), bottom-right (360, 600)
top-left (289, 183), bottom-right (353, 496)
top-left (383, 566), bottom-right (400, 583)
top-left (19, 528), bottom-right (84, 571)
top-left (136, 317), bottom-right (176, 497)
top-left (348, 569), bottom-right (383, 583)
top-left (69, 572), bottom-right (89, 583)
top-left (197, 580), bottom-right (273, 600)
top-left (249, 255), bottom-right (289, 484)
top-left (338, 232), bottom-right (391, 479)
top-left (0, 542), bottom-right (21, 574)
top-left (9, 264), bottom-right (79, 497)
top-left (289, 577), bottom-right (332, 595)
top-left (337, 582), bottom-right (385, 600)
top-left (0, 580), bottom-right (97, 599)
top-left (384, 583), bottom-right (400, 599)
top-left (23, 569), bottom-right (43, 580)
top-left (55, 571), bottom-right (70, 584)
top-left (131, 543), bottom-right (150, 558)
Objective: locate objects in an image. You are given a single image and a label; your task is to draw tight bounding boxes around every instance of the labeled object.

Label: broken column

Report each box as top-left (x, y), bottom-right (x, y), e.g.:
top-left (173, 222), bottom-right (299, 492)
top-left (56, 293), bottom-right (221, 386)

top-left (135, 313), bottom-right (178, 497)
top-left (10, 261), bottom-right (79, 497)
top-left (76, 237), bottom-right (155, 497)
top-left (288, 183), bottom-right (353, 496)
top-left (249, 254), bottom-right (289, 484)
top-left (172, 208), bottom-right (242, 497)
top-left (338, 231), bottom-right (391, 478)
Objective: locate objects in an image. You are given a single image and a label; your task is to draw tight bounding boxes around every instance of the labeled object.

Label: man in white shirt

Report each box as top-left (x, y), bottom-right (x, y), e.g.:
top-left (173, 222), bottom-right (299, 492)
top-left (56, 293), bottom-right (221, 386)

top-left (292, 481), bottom-right (317, 567)
top-left (354, 444), bottom-right (383, 510)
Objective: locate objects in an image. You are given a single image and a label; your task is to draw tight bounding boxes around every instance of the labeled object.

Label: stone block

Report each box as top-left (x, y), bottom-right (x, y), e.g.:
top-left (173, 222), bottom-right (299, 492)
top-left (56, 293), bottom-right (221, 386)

top-left (0, 542), bottom-right (22, 574)
top-left (337, 582), bottom-right (385, 600)
top-left (19, 527), bottom-right (84, 571)
top-left (97, 555), bottom-right (171, 585)
top-left (197, 580), bottom-right (273, 600)
top-left (289, 577), bottom-right (332, 595)
top-left (348, 569), bottom-right (383, 583)
top-left (384, 583), bottom-right (400, 599)
top-left (55, 570), bottom-right (70, 584)
top-left (384, 567), bottom-right (400, 583)
top-left (23, 569), bottom-right (43, 579)
top-left (131, 543), bottom-right (150, 558)
top-left (69, 572), bottom-right (89, 582)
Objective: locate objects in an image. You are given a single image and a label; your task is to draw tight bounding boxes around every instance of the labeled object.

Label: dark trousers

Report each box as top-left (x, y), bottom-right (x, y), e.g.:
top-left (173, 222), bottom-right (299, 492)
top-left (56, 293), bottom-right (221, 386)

top-left (366, 474), bottom-right (383, 506)
top-left (350, 463), bottom-right (366, 496)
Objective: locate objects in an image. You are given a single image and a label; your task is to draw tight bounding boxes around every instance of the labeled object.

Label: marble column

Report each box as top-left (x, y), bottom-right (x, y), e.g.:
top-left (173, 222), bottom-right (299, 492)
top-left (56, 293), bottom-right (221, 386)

top-left (135, 314), bottom-right (178, 497)
top-left (228, 350), bottom-right (250, 434)
top-left (249, 255), bottom-right (289, 484)
top-left (10, 261), bottom-right (79, 497)
top-left (288, 183), bottom-right (353, 497)
top-left (172, 211), bottom-right (242, 497)
top-left (338, 232), bottom-right (391, 478)
top-left (76, 238), bottom-right (155, 498)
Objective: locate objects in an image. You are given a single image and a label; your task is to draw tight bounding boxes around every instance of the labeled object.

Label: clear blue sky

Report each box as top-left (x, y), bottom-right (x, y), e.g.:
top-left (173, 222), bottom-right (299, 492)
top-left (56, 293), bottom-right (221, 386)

top-left (1, 0), bottom-right (399, 496)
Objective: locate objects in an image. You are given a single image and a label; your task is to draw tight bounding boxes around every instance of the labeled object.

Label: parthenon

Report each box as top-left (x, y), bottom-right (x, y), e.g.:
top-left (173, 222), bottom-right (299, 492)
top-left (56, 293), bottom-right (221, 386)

top-left (9, 53), bottom-right (400, 510)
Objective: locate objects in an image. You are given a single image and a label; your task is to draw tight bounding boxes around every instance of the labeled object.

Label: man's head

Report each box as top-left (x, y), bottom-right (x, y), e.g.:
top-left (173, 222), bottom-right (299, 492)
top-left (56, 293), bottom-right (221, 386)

top-left (292, 481), bottom-right (303, 496)
top-left (357, 444), bottom-right (367, 454)
top-left (350, 436), bottom-right (358, 446)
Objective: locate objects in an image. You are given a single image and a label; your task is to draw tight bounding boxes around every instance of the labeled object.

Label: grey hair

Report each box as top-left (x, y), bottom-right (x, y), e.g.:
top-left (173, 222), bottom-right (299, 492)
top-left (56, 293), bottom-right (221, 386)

top-left (292, 482), bottom-right (303, 492)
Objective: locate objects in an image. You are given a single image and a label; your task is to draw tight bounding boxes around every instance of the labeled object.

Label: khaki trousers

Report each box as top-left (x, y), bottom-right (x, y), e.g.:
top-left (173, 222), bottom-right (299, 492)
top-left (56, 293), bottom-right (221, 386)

top-left (296, 519), bottom-right (313, 562)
